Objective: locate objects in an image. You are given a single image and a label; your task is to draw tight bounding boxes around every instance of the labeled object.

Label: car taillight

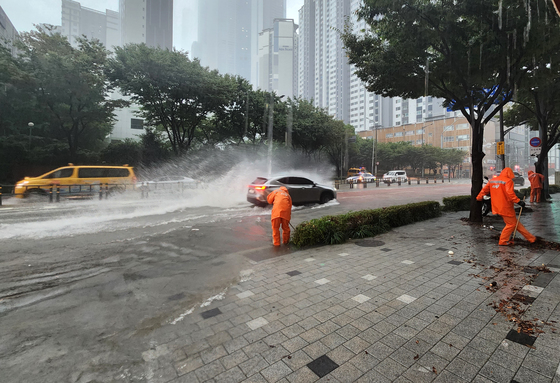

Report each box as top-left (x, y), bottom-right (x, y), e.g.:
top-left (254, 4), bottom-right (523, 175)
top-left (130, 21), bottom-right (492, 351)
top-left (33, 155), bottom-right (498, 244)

top-left (253, 186), bottom-right (267, 190)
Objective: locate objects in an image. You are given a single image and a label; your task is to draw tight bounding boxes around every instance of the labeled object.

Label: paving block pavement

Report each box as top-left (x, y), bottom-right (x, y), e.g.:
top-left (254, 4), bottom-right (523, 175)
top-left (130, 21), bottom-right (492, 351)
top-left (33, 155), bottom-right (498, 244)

top-left (149, 200), bottom-right (560, 383)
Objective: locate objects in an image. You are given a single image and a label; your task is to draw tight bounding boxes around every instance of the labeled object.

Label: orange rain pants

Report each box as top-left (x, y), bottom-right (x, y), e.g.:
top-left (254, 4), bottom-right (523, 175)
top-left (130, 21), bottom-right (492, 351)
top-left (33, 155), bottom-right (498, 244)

top-left (272, 218), bottom-right (290, 246)
top-left (267, 186), bottom-right (292, 246)
top-left (499, 215), bottom-right (536, 245)
top-left (528, 171), bottom-right (544, 203)
top-left (530, 187), bottom-right (543, 203)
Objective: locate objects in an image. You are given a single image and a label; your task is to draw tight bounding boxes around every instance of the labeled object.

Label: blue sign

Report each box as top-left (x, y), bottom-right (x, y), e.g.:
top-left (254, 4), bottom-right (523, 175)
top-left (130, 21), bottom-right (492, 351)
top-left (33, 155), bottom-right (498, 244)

top-left (530, 137), bottom-right (542, 147)
top-left (446, 86), bottom-right (510, 112)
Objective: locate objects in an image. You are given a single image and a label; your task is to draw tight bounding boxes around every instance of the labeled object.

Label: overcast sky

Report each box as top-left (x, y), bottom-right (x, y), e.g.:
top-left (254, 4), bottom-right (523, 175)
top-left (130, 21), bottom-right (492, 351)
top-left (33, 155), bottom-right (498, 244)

top-left (2, 0), bottom-right (303, 52)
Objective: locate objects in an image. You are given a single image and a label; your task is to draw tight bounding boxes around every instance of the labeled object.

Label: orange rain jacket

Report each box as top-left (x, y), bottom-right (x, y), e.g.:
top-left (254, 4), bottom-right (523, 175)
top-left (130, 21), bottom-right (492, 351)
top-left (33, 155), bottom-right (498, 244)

top-left (476, 167), bottom-right (520, 217)
top-left (528, 171), bottom-right (544, 189)
top-left (267, 186), bottom-right (292, 221)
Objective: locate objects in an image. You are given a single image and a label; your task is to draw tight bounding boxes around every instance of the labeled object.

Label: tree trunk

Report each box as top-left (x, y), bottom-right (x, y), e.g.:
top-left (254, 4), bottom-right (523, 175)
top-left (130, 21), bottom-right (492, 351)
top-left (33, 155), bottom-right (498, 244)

top-left (469, 119), bottom-right (484, 222)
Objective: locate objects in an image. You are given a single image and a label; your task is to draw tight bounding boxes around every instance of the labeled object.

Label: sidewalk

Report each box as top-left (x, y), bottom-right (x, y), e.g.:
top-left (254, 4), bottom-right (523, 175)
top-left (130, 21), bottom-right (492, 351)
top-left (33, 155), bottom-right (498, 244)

top-left (146, 200), bottom-right (560, 383)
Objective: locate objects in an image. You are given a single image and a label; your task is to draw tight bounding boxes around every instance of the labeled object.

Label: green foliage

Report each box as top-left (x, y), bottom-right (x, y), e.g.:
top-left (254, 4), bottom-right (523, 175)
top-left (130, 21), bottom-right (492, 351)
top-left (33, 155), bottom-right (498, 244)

top-left (549, 185), bottom-right (560, 194)
top-left (13, 27), bottom-right (127, 160)
top-left (100, 139), bottom-right (142, 166)
top-left (107, 44), bottom-right (235, 155)
top-left (442, 196), bottom-right (471, 212)
top-left (291, 201), bottom-right (441, 247)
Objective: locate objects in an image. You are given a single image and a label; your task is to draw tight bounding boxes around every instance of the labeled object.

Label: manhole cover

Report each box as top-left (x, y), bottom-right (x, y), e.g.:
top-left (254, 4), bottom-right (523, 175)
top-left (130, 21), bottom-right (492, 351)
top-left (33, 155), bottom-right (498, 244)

top-left (355, 239), bottom-right (385, 247)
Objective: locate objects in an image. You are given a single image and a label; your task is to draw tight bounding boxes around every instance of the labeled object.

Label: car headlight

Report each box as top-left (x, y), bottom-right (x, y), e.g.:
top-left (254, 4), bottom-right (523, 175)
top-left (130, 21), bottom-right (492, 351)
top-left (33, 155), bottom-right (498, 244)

top-left (16, 181), bottom-right (29, 186)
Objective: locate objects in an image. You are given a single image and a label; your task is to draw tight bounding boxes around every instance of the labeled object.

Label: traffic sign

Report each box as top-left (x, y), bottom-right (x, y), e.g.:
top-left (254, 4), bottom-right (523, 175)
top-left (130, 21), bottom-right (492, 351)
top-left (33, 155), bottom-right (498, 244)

top-left (530, 146), bottom-right (541, 157)
top-left (496, 141), bottom-right (504, 155)
top-left (530, 137), bottom-right (542, 147)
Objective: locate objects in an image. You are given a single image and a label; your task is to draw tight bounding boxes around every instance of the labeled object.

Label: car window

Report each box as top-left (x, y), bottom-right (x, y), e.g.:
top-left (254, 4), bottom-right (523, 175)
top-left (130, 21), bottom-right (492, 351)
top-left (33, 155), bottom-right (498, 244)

top-left (276, 177), bottom-right (290, 184)
top-left (251, 177), bottom-right (268, 185)
top-left (43, 168), bottom-right (74, 179)
top-left (106, 168), bottom-right (130, 177)
top-left (78, 168), bottom-right (106, 178)
top-left (291, 177), bottom-right (314, 185)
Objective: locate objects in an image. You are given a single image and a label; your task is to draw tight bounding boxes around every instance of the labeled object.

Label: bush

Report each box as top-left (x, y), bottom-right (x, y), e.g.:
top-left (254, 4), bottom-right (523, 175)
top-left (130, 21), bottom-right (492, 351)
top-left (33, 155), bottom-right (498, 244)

top-left (442, 195), bottom-right (471, 212)
top-left (548, 184), bottom-right (560, 194)
top-left (291, 201), bottom-right (441, 247)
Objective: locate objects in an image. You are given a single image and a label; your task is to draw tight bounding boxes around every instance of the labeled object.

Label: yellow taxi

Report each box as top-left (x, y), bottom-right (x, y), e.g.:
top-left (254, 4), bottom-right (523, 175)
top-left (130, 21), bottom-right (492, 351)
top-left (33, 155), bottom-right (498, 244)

top-left (14, 164), bottom-right (137, 198)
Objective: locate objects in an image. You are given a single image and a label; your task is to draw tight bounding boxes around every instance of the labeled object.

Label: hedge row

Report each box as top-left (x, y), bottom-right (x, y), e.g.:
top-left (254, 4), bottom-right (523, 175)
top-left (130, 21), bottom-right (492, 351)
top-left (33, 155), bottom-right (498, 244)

top-left (291, 201), bottom-right (441, 247)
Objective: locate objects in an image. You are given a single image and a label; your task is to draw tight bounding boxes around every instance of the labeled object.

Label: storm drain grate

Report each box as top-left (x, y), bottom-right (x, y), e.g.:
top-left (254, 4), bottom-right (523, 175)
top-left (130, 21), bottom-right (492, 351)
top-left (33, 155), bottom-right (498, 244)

top-left (505, 329), bottom-right (536, 346)
top-left (523, 267), bottom-right (538, 274)
top-left (355, 239), bottom-right (386, 248)
top-left (168, 293), bottom-right (185, 301)
top-left (201, 308), bottom-right (222, 319)
top-left (307, 355), bottom-right (339, 378)
top-left (511, 293), bottom-right (536, 305)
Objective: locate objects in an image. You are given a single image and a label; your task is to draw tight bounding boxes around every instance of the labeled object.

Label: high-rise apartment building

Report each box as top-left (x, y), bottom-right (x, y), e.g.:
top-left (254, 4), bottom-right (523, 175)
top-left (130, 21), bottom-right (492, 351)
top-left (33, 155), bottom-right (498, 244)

top-left (193, 0), bottom-right (285, 84)
top-left (297, 0), bottom-right (350, 122)
top-left (296, 0), bottom-right (451, 132)
top-left (0, 6), bottom-right (19, 56)
top-left (61, 0), bottom-right (108, 47)
top-left (119, 0), bottom-right (173, 49)
top-left (297, 0), bottom-right (314, 101)
top-left (258, 19), bottom-right (297, 97)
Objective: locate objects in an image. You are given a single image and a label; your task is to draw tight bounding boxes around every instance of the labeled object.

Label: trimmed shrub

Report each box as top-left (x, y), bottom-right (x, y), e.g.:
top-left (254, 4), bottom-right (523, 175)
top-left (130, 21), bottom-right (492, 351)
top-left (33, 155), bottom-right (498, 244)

top-left (291, 201), bottom-right (441, 248)
top-left (442, 195), bottom-right (471, 212)
top-left (548, 184), bottom-right (560, 194)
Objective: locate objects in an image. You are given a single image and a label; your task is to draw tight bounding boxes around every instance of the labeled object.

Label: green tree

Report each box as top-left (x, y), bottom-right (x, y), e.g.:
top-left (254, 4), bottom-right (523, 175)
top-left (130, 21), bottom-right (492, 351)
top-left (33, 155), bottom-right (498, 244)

top-left (16, 27), bottom-right (126, 161)
top-left (342, 0), bottom-right (547, 222)
top-left (502, 12), bottom-right (560, 199)
top-left (107, 44), bottom-right (235, 155)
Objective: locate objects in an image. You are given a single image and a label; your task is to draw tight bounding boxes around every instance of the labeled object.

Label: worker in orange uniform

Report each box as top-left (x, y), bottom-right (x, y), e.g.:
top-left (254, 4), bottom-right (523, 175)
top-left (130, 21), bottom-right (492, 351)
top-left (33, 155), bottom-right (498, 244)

top-left (528, 170), bottom-right (545, 203)
top-left (267, 186), bottom-right (292, 246)
top-left (477, 167), bottom-right (536, 246)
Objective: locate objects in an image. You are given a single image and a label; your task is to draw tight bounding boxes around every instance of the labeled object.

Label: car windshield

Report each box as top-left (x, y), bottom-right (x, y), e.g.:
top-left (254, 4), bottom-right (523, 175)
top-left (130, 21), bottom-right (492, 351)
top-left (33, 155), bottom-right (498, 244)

top-left (251, 177), bottom-right (268, 185)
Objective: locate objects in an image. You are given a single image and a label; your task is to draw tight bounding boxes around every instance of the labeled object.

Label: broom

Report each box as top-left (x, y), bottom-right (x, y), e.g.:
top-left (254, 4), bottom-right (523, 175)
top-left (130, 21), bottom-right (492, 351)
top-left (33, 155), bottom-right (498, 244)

top-left (511, 196), bottom-right (526, 243)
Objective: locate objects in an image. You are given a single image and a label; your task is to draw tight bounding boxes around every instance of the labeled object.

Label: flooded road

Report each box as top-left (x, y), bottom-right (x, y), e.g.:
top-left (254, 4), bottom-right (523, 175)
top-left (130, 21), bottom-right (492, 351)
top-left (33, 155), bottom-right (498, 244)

top-left (0, 182), bottom-right (473, 382)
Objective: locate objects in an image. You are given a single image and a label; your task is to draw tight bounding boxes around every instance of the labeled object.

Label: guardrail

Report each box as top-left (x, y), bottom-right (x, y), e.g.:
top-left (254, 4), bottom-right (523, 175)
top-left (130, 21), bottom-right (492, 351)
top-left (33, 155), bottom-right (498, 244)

top-left (0, 181), bottom-right (202, 204)
top-left (333, 177), bottom-right (453, 190)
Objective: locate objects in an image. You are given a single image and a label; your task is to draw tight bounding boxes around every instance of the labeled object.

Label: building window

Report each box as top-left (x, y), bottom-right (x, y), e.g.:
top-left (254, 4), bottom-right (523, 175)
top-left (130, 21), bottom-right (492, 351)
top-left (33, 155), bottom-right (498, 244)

top-left (443, 136), bottom-right (455, 142)
top-left (443, 125), bottom-right (454, 131)
top-left (131, 118), bottom-right (143, 130)
top-left (457, 134), bottom-right (470, 141)
top-left (395, 132), bottom-right (403, 137)
top-left (386, 133), bottom-right (394, 138)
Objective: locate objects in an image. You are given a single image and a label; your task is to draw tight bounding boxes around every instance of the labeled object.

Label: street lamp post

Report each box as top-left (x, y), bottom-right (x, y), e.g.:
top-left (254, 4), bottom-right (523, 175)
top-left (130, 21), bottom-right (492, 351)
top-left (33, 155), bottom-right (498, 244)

top-left (364, 117), bottom-right (379, 177)
top-left (27, 122), bottom-right (34, 149)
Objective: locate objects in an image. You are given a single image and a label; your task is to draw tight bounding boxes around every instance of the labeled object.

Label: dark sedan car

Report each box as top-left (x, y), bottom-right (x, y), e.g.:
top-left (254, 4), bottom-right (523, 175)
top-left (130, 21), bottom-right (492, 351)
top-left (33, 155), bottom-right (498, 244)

top-left (247, 176), bottom-right (337, 207)
top-left (493, 171), bottom-right (525, 186)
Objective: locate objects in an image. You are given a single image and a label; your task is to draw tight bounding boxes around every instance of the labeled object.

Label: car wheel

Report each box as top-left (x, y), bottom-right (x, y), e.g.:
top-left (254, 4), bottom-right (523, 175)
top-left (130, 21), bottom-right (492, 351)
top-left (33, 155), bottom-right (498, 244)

top-left (319, 192), bottom-right (333, 204)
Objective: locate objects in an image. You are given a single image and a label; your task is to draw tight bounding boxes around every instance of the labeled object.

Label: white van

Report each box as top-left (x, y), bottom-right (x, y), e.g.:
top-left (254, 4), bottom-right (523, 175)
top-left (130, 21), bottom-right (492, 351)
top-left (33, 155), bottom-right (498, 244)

top-left (383, 170), bottom-right (408, 183)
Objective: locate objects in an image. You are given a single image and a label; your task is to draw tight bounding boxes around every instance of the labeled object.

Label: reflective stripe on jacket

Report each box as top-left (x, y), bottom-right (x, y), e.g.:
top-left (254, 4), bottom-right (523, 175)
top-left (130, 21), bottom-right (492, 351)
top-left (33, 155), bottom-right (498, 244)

top-left (267, 186), bottom-right (292, 221)
top-left (476, 167), bottom-right (519, 217)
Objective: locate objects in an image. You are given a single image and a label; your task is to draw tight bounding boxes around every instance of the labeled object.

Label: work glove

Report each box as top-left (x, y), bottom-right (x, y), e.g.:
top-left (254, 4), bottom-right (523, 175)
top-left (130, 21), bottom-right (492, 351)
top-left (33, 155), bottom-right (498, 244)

top-left (518, 201), bottom-right (526, 208)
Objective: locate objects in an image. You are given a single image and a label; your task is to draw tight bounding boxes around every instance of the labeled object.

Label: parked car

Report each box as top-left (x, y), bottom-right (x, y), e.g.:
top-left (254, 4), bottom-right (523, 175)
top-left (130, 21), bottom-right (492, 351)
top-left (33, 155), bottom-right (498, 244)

top-left (247, 176), bottom-right (337, 207)
top-left (347, 168), bottom-right (364, 177)
top-left (14, 164), bottom-right (136, 198)
top-left (493, 171), bottom-right (525, 186)
top-left (136, 176), bottom-right (200, 191)
top-left (346, 172), bottom-right (376, 183)
top-left (382, 170), bottom-right (408, 183)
